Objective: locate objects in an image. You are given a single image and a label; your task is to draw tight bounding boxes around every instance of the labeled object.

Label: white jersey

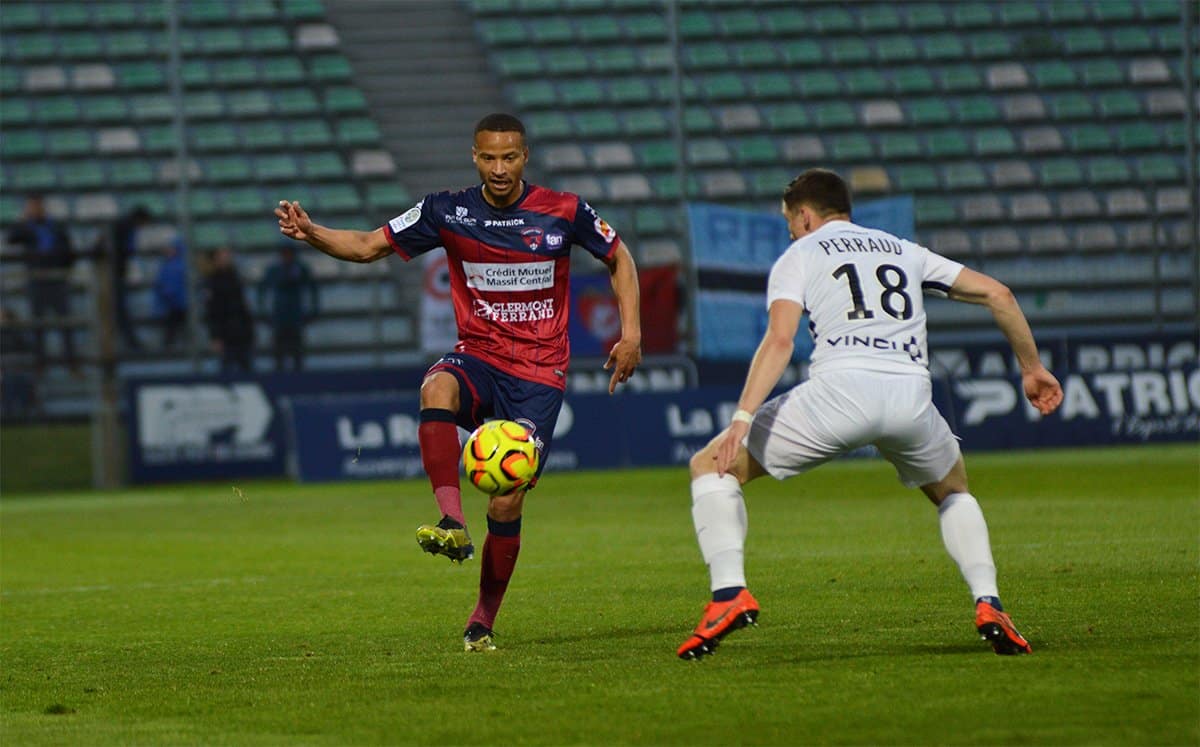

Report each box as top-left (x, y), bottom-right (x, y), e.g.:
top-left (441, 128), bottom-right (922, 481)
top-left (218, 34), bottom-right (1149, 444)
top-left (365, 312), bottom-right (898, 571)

top-left (766, 219), bottom-right (963, 378)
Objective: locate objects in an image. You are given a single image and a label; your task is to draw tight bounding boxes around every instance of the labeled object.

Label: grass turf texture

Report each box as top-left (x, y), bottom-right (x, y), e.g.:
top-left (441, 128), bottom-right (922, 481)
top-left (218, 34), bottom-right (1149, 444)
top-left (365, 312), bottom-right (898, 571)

top-left (2, 445), bottom-right (1197, 745)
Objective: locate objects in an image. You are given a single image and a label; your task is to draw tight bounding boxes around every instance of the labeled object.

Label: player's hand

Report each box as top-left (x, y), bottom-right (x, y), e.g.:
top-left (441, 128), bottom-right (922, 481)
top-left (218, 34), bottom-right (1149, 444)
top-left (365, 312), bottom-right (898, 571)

top-left (714, 421), bottom-right (749, 477)
top-left (1023, 366), bottom-right (1063, 415)
top-left (603, 337), bottom-right (642, 394)
top-left (275, 200), bottom-right (313, 242)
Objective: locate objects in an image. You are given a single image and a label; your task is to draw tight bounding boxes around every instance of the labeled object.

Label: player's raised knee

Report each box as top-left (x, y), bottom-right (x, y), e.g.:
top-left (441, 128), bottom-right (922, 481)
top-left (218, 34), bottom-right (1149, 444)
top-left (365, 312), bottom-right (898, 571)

top-left (689, 443), bottom-right (718, 478)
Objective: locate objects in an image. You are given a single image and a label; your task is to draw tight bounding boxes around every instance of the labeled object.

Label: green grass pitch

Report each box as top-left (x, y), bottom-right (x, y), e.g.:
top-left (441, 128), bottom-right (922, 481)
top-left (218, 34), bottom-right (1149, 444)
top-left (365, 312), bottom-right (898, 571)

top-left (2, 444), bottom-right (1197, 745)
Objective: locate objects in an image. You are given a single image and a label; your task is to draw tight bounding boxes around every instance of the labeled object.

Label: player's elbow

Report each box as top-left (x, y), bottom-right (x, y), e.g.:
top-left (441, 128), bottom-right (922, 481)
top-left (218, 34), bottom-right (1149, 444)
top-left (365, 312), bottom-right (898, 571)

top-left (984, 282), bottom-right (1017, 312)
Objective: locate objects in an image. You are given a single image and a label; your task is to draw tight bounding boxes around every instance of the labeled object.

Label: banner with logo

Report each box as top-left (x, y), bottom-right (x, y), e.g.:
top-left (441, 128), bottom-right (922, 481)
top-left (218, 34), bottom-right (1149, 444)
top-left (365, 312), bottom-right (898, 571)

top-left (420, 252), bottom-right (458, 354)
top-left (687, 196), bottom-right (914, 360)
top-left (569, 265), bottom-right (680, 357)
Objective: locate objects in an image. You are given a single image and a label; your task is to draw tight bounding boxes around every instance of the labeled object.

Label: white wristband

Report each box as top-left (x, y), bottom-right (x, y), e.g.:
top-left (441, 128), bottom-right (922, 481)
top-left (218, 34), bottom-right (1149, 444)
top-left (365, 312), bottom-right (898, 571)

top-left (731, 409), bottom-right (754, 425)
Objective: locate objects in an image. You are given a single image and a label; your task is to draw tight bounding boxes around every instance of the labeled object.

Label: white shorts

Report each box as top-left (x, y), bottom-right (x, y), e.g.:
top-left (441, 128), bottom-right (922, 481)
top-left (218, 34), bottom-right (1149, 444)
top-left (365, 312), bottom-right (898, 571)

top-left (745, 370), bottom-right (960, 488)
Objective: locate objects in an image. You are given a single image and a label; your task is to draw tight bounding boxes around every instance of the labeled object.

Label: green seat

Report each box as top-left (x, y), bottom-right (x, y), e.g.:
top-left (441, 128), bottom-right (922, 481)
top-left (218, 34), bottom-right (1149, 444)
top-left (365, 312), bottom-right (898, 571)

top-left (1135, 155), bottom-right (1181, 183)
top-left (718, 9), bottom-right (760, 36)
top-left (1081, 59), bottom-right (1123, 86)
top-left (1116, 123), bottom-right (1160, 151)
top-left (1045, 2), bottom-right (1087, 23)
top-left (213, 59), bottom-right (259, 86)
top-left (970, 31), bottom-right (1013, 58)
top-left (275, 89), bottom-right (320, 116)
top-left (942, 162), bottom-right (986, 189)
top-left (829, 37), bottom-right (871, 65)
top-left (226, 90), bottom-right (273, 118)
top-left (892, 67), bottom-right (935, 94)
top-left (0, 99), bottom-right (34, 126)
top-left (914, 197), bottom-right (956, 225)
top-left (975, 128), bottom-right (1017, 155)
top-left (366, 183), bottom-right (414, 213)
top-left (843, 69), bottom-right (887, 96)
top-left (309, 54), bottom-right (352, 81)
top-left (110, 159), bottom-right (156, 187)
top-left (255, 154), bottom-right (301, 181)
top-left (302, 152), bottom-right (346, 179)
top-left (860, 6), bottom-right (902, 32)
top-left (0, 4), bottom-right (43, 30)
top-left (592, 47), bottom-right (637, 74)
top-left (1033, 61), bottom-right (1077, 88)
top-left (335, 117), bottom-right (382, 146)
top-left (760, 7), bottom-right (805, 34)
top-left (906, 4), bottom-right (948, 29)
top-left (579, 16), bottom-right (621, 43)
top-left (206, 156), bottom-right (252, 183)
top-left (941, 64), bottom-right (983, 92)
top-left (184, 91), bottom-right (224, 119)
top-left (907, 98), bottom-right (952, 125)
top-left (779, 39), bottom-right (822, 66)
top-left (181, 60), bottom-right (213, 87)
top-left (184, 0), bottom-right (234, 23)
top-left (749, 72), bottom-right (793, 98)
top-left (688, 139), bottom-right (731, 167)
top-left (13, 162), bottom-right (58, 191)
top-left (679, 10), bottom-right (716, 38)
top-left (236, 0), bottom-right (279, 21)
top-left (192, 222), bottom-right (230, 247)
top-left (625, 14), bottom-right (667, 40)
top-left (529, 17), bottom-right (573, 44)
top-left (117, 62), bottom-right (166, 89)
top-left (59, 31), bottom-right (104, 60)
top-left (891, 164), bottom-right (939, 191)
top-left (263, 57), bottom-right (306, 85)
top-left (1157, 25), bottom-right (1182, 52)
top-left (830, 134), bottom-right (873, 161)
top-left (282, 0), bottom-right (325, 20)
top-left (544, 48), bottom-right (587, 75)
top-left (1068, 124), bottom-right (1114, 152)
top-left (1, 130), bottom-right (44, 159)
top-left (762, 103), bottom-right (808, 131)
top-left (702, 73), bottom-right (746, 100)
top-left (10, 33), bottom-right (57, 61)
top-left (524, 112), bottom-right (571, 140)
top-left (798, 71), bottom-right (840, 97)
top-left (141, 125), bottom-right (179, 153)
top-left (608, 78), bottom-right (655, 105)
top-left (220, 188), bottom-right (266, 218)
top-left (1111, 27), bottom-right (1154, 53)
top-left (879, 132), bottom-right (923, 159)
top-left (634, 206), bottom-right (671, 235)
top-left (876, 36), bottom-right (919, 63)
top-left (199, 28), bottom-right (244, 54)
top-left (956, 96), bottom-right (1000, 123)
top-left (637, 140), bottom-right (679, 169)
top-left (814, 102), bottom-right (855, 128)
top-left (37, 97), bottom-right (83, 124)
top-left (1087, 157), bottom-right (1132, 185)
top-left (684, 42), bottom-right (730, 70)
top-left (926, 129), bottom-right (969, 157)
top-left (242, 121), bottom-right (287, 149)
top-left (922, 33), bottom-right (965, 60)
top-left (84, 95), bottom-right (130, 123)
top-left (191, 122), bottom-right (239, 151)
top-left (734, 41), bottom-right (779, 67)
top-left (732, 136), bottom-right (779, 164)
top-left (1141, 0), bottom-right (1181, 20)
top-left (813, 7), bottom-right (854, 33)
top-left (652, 172), bottom-right (700, 199)
top-left (1000, 2), bottom-right (1040, 24)
top-left (1062, 28), bottom-right (1105, 55)
top-left (1093, 0), bottom-right (1135, 22)
top-left (575, 110), bottom-right (620, 137)
top-left (323, 86), bottom-right (367, 113)
top-left (496, 49), bottom-right (542, 77)
top-left (953, 3), bottom-right (993, 27)
top-left (289, 120), bottom-right (333, 147)
top-left (511, 80), bottom-right (556, 108)
top-left (313, 185), bottom-right (362, 213)
top-left (1050, 92), bottom-right (1094, 120)
top-left (748, 168), bottom-right (794, 198)
top-left (561, 79), bottom-right (604, 106)
top-left (246, 27), bottom-right (290, 53)
top-left (1098, 91), bottom-right (1141, 119)
top-left (46, 128), bottom-right (93, 156)
top-left (624, 109), bottom-right (669, 136)
top-left (0, 66), bottom-right (19, 94)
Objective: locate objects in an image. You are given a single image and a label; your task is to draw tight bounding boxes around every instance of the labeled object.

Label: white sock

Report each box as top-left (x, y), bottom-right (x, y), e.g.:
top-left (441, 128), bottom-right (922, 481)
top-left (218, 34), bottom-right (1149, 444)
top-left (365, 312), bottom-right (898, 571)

top-left (938, 492), bottom-right (999, 601)
top-left (691, 473), bottom-right (748, 592)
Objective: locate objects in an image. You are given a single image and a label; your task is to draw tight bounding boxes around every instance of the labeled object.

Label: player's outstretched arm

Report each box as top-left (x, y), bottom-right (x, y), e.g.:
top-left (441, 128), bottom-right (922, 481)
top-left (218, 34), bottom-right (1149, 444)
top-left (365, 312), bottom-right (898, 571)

top-left (602, 241), bottom-right (643, 394)
top-left (274, 200), bottom-right (391, 263)
top-left (948, 267), bottom-right (1063, 415)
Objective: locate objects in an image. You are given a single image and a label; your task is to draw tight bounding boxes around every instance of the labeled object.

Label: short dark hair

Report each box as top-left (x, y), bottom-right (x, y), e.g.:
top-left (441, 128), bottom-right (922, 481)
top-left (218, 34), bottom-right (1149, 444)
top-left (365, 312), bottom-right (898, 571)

top-left (783, 168), bottom-right (851, 217)
top-left (474, 112), bottom-right (526, 139)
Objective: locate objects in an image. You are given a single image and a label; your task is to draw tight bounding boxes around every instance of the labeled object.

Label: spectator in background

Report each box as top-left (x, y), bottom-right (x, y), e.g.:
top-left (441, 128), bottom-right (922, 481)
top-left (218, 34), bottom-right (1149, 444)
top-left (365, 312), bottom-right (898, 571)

top-left (0, 306), bottom-right (39, 418)
top-left (104, 205), bottom-right (153, 352)
top-left (153, 236), bottom-right (189, 349)
top-left (257, 242), bottom-right (319, 371)
top-left (203, 247), bottom-right (255, 373)
top-left (5, 195), bottom-right (78, 374)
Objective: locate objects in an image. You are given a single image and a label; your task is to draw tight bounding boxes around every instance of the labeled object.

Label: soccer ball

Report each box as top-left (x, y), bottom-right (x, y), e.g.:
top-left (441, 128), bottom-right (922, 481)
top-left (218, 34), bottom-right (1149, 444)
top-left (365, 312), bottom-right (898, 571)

top-left (462, 420), bottom-right (540, 495)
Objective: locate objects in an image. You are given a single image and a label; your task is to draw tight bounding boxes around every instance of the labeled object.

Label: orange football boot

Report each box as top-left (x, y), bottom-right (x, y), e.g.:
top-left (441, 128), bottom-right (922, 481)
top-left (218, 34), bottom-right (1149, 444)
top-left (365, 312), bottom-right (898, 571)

top-left (975, 600), bottom-right (1032, 655)
top-left (677, 589), bottom-right (759, 660)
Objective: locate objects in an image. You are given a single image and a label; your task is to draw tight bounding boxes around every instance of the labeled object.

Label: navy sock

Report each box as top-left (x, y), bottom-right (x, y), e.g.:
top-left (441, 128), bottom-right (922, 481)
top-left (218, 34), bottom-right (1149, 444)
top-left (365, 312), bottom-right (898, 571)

top-left (487, 515), bottom-right (522, 537)
top-left (712, 586), bottom-right (745, 603)
top-left (437, 515), bottom-right (464, 530)
top-left (977, 595), bottom-right (1004, 611)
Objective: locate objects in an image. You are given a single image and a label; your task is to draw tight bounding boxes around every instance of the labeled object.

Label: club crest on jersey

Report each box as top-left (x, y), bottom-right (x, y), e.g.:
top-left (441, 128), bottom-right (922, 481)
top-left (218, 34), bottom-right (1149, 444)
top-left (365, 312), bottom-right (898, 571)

top-left (521, 227), bottom-right (545, 251)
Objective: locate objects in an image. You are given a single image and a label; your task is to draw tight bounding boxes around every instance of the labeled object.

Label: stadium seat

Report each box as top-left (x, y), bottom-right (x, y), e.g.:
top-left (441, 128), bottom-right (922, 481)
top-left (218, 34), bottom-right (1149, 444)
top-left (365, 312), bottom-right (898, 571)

top-left (813, 101), bottom-right (856, 129)
top-left (47, 128), bottom-right (93, 157)
top-left (860, 100), bottom-right (904, 127)
top-left (1010, 192), bottom-right (1053, 220)
top-left (877, 35), bottom-right (920, 64)
top-left (906, 98), bottom-right (952, 125)
top-left (879, 132), bottom-right (923, 159)
top-left (1058, 191), bottom-right (1101, 219)
top-left (623, 109), bottom-right (669, 137)
top-left (859, 5), bottom-right (903, 32)
top-left (1105, 189), bottom-right (1150, 217)
top-left (762, 103), bottom-right (808, 131)
top-left (366, 183), bottom-right (414, 214)
top-left (845, 69), bottom-right (889, 97)
top-left (191, 122), bottom-right (239, 151)
top-left (732, 136), bottom-right (779, 165)
top-left (992, 160), bottom-right (1035, 187)
top-left (1040, 157), bottom-right (1084, 186)
top-left (798, 71), bottom-right (841, 98)
top-left (1135, 154), bottom-right (1181, 183)
top-left (255, 154), bottom-right (301, 182)
top-left (336, 118), bottom-right (382, 146)
top-left (830, 133), bottom-right (873, 161)
top-left (922, 33), bottom-right (966, 61)
top-left (1098, 91), bottom-right (1141, 119)
top-left (289, 120), bottom-right (334, 148)
top-left (733, 41), bottom-right (780, 68)
top-left (975, 128), bottom-right (1017, 155)
top-left (1062, 28), bottom-right (1106, 55)
top-left (892, 67), bottom-right (936, 94)
top-left (1003, 94), bottom-right (1046, 121)
top-left (1049, 92), bottom-right (1095, 120)
top-left (1116, 122), bottom-right (1161, 151)
top-left (576, 110), bottom-right (621, 137)
top-left (748, 72), bottom-right (793, 99)
top-left (1081, 59), bottom-right (1124, 86)
top-left (781, 134), bottom-right (825, 160)
top-left (926, 129), bottom-right (970, 157)
top-left (309, 54), bottom-right (353, 82)
top-left (829, 38), bottom-right (872, 65)
top-left (942, 162), bottom-right (988, 189)
top-left (779, 39), bottom-right (822, 67)
top-left (940, 64), bottom-right (984, 92)
top-left (978, 227), bottom-right (1021, 255)
top-left (915, 196), bottom-right (956, 225)
top-left (683, 107), bottom-right (717, 134)
top-left (812, 7), bottom-right (856, 33)
top-left (1111, 27), bottom-right (1155, 54)
top-left (891, 164), bottom-right (939, 191)
top-left (226, 90), bottom-right (273, 118)
top-left (1068, 124), bottom-right (1115, 152)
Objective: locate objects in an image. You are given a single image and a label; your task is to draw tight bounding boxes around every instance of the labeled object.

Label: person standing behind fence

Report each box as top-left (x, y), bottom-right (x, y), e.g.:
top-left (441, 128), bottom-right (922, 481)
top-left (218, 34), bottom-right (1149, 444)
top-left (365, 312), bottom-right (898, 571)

top-left (5, 195), bottom-right (78, 374)
top-left (203, 247), bottom-right (255, 373)
top-left (257, 242), bottom-right (319, 371)
top-left (104, 205), bottom-right (152, 352)
top-left (153, 236), bottom-right (189, 349)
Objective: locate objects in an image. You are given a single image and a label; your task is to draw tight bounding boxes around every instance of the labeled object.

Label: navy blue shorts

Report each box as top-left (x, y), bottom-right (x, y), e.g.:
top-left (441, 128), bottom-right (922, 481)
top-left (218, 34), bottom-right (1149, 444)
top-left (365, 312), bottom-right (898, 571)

top-left (426, 352), bottom-right (563, 479)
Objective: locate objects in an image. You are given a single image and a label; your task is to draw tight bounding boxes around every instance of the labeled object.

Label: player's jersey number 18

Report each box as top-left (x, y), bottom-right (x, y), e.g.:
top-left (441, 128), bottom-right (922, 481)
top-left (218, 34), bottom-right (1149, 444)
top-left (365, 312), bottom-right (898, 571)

top-left (831, 262), bottom-right (913, 321)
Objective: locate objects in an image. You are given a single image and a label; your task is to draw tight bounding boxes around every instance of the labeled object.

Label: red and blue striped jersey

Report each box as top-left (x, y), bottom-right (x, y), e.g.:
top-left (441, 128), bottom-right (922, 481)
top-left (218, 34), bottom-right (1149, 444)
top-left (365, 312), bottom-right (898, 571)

top-left (383, 182), bottom-right (619, 390)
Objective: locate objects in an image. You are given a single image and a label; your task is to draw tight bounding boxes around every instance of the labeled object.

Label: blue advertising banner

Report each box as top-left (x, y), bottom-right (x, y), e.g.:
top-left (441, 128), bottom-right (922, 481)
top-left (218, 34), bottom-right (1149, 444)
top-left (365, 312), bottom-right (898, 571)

top-left (687, 196), bottom-right (914, 360)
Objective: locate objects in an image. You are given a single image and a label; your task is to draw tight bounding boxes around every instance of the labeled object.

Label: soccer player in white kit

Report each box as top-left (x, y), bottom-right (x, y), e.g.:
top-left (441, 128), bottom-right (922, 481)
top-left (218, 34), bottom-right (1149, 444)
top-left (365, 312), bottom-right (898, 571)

top-left (677, 169), bottom-right (1064, 659)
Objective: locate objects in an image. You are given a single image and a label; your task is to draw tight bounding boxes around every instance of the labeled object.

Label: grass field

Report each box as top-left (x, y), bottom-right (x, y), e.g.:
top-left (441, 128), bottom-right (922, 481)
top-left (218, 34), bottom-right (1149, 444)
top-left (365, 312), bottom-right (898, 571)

top-left (2, 444), bottom-right (1197, 745)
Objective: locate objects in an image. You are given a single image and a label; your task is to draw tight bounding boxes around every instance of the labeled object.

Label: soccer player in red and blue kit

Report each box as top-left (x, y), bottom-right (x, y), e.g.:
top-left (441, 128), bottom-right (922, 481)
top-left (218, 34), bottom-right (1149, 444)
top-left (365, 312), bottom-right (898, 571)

top-left (275, 113), bottom-right (643, 651)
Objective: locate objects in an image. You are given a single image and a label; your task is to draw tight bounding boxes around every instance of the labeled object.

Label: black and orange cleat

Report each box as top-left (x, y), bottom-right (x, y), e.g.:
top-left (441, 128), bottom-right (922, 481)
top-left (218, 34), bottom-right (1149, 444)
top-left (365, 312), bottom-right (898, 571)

top-left (677, 589), bottom-right (759, 660)
top-left (975, 599), bottom-right (1032, 655)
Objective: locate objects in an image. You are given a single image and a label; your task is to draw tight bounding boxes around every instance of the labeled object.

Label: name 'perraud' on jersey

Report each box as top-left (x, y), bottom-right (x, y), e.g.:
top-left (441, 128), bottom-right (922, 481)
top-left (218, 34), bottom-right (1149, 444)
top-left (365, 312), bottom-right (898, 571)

top-left (383, 183), bottom-right (619, 390)
top-left (766, 219), bottom-right (964, 378)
